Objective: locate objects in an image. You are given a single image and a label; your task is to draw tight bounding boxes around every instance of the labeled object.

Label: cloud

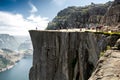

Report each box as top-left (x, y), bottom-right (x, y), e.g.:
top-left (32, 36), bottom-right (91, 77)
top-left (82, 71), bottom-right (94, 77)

top-left (52, 0), bottom-right (67, 6)
top-left (29, 2), bottom-right (38, 13)
top-left (0, 11), bottom-right (49, 36)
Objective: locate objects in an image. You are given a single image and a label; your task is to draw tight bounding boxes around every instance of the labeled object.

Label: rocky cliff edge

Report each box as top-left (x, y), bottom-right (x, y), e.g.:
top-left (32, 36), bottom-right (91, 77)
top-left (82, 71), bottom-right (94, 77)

top-left (29, 30), bottom-right (100, 80)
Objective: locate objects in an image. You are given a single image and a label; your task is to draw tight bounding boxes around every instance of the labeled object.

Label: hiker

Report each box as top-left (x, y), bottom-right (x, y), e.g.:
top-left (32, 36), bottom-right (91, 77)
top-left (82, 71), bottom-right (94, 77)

top-left (36, 27), bottom-right (37, 30)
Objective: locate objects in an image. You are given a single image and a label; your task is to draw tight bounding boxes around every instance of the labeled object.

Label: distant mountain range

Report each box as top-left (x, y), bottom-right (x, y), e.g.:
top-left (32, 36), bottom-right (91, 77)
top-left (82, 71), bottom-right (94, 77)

top-left (18, 39), bottom-right (32, 51)
top-left (0, 34), bottom-right (32, 51)
top-left (0, 34), bottom-right (33, 72)
top-left (0, 34), bottom-right (19, 50)
top-left (0, 49), bottom-right (21, 72)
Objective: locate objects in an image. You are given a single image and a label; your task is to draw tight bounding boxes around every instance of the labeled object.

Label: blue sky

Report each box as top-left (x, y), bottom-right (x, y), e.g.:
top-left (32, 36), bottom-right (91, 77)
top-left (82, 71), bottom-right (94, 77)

top-left (0, 0), bottom-right (114, 36)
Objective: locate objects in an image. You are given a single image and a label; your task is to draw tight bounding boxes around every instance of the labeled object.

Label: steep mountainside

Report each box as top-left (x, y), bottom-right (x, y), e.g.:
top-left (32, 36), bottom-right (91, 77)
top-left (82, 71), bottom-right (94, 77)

top-left (0, 49), bottom-right (21, 71)
top-left (29, 30), bottom-right (100, 80)
top-left (29, 30), bottom-right (120, 80)
top-left (0, 49), bottom-right (13, 70)
top-left (0, 34), bottom-right (19, 50)
top-left (18, 39), bottom-right (33, 56)
top-left (101, 0), bottom-right (120, 27)
top-left (47, 1), bottom-right (113, 30)
top-left (18, 39), bottom-right (32, 51)
top-left (89, 50), bottom-right (120, 80)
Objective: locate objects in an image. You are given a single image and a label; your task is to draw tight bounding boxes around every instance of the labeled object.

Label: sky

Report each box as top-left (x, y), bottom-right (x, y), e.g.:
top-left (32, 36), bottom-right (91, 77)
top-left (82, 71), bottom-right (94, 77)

top-left (0, 0), bottom-right (114, 36)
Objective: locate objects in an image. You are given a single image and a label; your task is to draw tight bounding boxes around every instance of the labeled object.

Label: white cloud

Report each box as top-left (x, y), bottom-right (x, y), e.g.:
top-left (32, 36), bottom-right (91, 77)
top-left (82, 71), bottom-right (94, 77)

top-left (29, 2), bottom-right (38, 13)
top-left (0, 11), bottom-right (49, 36)
top-left (52, 0), bottom-right (67, 6)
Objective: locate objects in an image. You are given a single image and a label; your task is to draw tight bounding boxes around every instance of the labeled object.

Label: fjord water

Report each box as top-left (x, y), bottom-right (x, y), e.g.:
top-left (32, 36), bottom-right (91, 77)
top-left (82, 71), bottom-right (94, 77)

top-left (0, 56), bottom-right (32, 80)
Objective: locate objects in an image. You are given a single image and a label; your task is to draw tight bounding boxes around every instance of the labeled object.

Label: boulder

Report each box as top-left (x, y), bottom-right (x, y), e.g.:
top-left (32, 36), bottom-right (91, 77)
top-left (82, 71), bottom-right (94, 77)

top-left (115, 38), bottom-right (120, 50)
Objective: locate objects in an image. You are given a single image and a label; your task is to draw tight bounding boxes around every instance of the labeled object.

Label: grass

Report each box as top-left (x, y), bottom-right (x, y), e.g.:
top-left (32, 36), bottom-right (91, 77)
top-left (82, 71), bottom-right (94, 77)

top-left (94, 31), bottom-right (120, 36)
top-left (107, 46), bottom-right (111, 50)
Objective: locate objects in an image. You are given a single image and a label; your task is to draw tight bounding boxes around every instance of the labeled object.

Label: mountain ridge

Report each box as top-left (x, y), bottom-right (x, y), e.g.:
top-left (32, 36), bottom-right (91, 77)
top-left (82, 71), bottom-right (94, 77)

top-left (47, 0), bottom-right (120, 31)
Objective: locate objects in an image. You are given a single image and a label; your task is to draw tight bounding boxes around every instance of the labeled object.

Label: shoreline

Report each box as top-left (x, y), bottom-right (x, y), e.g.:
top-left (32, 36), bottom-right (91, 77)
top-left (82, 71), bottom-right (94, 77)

top-left (0, 55), bottom-right (32, 73)
top-left (0, 56), bottom-right (22, 73)
top-left (0, 64), bottom-right (15, 72)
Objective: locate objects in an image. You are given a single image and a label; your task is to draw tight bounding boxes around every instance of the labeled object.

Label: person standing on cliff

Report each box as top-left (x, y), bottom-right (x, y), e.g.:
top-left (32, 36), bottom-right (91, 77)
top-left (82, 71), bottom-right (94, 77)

top-left (36, 27), bottom-right (37, 30)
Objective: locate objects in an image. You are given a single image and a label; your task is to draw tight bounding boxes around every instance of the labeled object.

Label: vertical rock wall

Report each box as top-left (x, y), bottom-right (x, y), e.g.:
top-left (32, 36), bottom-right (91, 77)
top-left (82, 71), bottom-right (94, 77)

top-left (29, 30), bottom-right (100, 80)
top-left (101, 0), bottom-right (120, 26)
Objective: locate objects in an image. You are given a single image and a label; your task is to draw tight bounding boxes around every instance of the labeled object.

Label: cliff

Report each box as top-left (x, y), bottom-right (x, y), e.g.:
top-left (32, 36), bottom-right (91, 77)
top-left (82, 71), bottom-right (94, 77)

top-left (47, 0), bottom-right (120, 31)
top-left (89, 50), bottom-right (120, 80)
top-left (29, 30), bottom-right (100, 80)
top-left (47, 2), bottom-right (112, 30)
top-left (101, 0), bottom-right (120, 27)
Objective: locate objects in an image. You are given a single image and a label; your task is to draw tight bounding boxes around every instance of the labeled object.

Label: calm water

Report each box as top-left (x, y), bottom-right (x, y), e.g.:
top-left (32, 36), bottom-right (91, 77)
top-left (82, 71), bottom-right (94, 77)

top-left (0, 56), bottom-right (32, 80)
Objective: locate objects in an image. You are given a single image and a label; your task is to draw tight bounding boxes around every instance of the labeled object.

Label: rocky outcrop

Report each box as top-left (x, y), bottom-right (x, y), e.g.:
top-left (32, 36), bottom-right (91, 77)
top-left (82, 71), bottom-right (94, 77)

top-left (29, 30), bottom-right (100, 80)
top-left (89, 50), bottom-right (120, 80)
top-left (47, 2), bottom-right (112, 30)
top-left (115, 38), bottom-right (120, 50)
top-left (95, 33), bottom-right (120, 52)
top-left (101, 0), bottom-right (120, 27)
top-left (47, 0), bottom-right (120, 31)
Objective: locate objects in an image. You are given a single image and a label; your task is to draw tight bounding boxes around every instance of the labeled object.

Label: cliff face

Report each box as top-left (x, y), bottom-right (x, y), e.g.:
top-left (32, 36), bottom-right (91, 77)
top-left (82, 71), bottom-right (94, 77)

top-left (47, 2), bottom-right (112, 30)
top-left (47, 0), bottom-right (120, 30)
top-left (29, 30), bottom-right (100, 80)
top-left (89, 50), bottom-right (120, 80)
top-left (101, 0), bottom-right (120, 26)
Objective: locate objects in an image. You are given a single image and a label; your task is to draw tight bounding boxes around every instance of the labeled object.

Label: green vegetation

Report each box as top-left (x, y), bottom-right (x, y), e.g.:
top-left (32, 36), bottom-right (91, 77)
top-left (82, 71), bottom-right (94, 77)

top-left (99, 45), bottom-right (111, 57)
top-left (46, 1), bottom-right (112, 30)
top-left (100, 51), bottom-right (105, 57)
top-left (1, 48), bottom-right (14, 54)
top-left (46, 22), bottom-right (57, 30)
top-left (107, 46), bottom-right (111, 50)
top-left (0, 58), bottom-right (11, 69)
top-left (82, 8), bottom-right (89, 14)
top-left (103, 32), bottom-right (120, 36)
top-left (94, 31), bottom-right (120, 36)
top-left (95, 31), bottom-right (120, 58)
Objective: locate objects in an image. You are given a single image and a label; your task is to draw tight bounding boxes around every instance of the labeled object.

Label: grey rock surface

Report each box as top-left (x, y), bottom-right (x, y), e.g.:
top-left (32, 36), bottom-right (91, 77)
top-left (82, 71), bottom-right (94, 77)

top-left (115, 38), bottom-right (120, 50)
top-left (29, 30), bottom-right (100, 80)
top-left (47, 2), bottom-right (112, 30)
top-left (89, 50), bottom-right (120, 80)
top-left (102, 0), bottom-right (120, 27)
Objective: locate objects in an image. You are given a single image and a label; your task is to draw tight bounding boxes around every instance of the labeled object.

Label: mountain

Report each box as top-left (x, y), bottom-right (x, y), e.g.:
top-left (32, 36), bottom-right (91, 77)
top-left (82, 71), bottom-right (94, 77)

top-left (18, 39), bottom-right (33, 56)
top-left (0, 49), bottom-right (13, 70)
top-left (0, 49), bottom-right (21, 71)
top-left (14, 35), bottom-right (30, 45)
top-left (18, 39), bottom-right (32, 51)
top-left (0, 34), bottom-right (19, 50)
top-left (47, 1), bottom-right (113, 30)
top-left (101, 0), bottom-right (120, 27)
